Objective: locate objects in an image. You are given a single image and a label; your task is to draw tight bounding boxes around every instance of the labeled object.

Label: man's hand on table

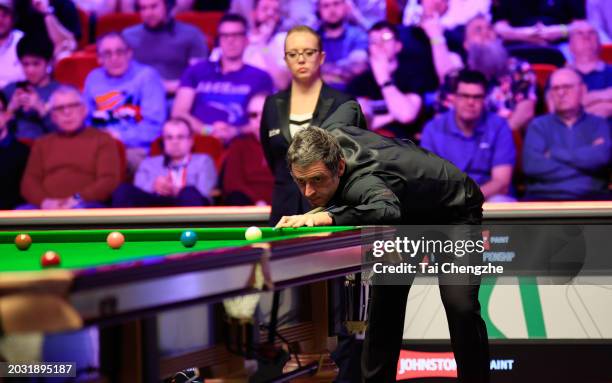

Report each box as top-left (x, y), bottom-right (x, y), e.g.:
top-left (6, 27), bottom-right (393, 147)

top-left (275, 212), bottom-right (333, 229)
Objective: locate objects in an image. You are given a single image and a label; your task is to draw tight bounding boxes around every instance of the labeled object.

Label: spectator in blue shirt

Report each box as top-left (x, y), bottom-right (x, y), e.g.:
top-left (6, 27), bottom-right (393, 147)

top-left (317, 0), bottom-right (368, 90)
top-left (84, 32), bottom-right (166, 173)
top-left (172, 13), bottom-right (274, 144)
top-left (422, 69), bottom-right (516, 202)
top-left (523, 68), bottom-right (611, 200)
top-left (568, 20), bottom-right (612, 119)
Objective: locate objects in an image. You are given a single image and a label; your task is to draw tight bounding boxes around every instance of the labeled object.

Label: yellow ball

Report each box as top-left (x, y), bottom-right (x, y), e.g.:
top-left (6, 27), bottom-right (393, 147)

top-left (245, 226), bottom-right (263, 241)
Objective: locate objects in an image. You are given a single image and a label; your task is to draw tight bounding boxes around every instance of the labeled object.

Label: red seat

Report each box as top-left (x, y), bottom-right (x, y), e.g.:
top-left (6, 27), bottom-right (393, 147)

top-left (113, 138), bottom-right (128, 182)
top-left (149, 135), bottom-right (224, 170)
top-left (386, 0), bottom-right (402, 24)
top-left (54, 52), bottom-right (99, 90)
top-left (531, 63), bottom-right (557, 90)
top-left (95, 12), bottom-right (141, 38)
top-left (76, 7), bottom-right (90, 49)
top-left (601, 44), bottom-right (612, 65)
top-left (175, 11), bottom-right (223, 50)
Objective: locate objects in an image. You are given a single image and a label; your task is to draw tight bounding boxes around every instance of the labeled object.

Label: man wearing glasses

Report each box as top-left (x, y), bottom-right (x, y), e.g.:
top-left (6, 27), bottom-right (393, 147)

top-left (84, 32), bottom-right (166, 175)
top-left (347, 21), bottom-right (426, 140)
top-left (20, 86), bottom-right (121, 209)
top-left (421, 70), bottom-right (516, 202)
top-left (112, 118), bottom-right (216, 207)
top-left (173, 13), bottom-right (273, 144)
top-left (522, 68), bottom-right (611, 201)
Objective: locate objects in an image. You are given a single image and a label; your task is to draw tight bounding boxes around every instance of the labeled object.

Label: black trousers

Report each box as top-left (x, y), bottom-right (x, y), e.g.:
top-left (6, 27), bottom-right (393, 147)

top-left (361, 283), bottom-right (489, 383)
top-left (362, 214), bottom-right (490, 382)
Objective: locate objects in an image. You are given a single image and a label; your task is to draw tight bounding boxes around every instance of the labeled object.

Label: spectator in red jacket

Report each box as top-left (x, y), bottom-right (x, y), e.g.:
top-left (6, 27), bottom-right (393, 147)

top-left (20, 86), bottom-right (121, 209)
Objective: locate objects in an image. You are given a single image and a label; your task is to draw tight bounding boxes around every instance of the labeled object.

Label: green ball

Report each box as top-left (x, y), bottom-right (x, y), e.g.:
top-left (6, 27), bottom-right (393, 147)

top-left (180, 230), bottom-right (198, 248)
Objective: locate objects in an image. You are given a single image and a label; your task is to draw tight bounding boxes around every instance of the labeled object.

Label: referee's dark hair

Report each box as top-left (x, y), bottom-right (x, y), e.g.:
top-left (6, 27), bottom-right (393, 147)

top-left (287, 126), bottom-right (345, 175)
top-left (453, 69), bottom-right (488, 94)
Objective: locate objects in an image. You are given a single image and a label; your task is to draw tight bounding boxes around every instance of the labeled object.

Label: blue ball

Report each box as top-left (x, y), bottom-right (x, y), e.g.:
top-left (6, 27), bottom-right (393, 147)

top-left (180, 230), bottom-right (198, 248)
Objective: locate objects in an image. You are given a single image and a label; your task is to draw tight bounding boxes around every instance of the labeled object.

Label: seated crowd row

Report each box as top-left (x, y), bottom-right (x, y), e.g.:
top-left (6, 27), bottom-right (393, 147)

top-left (0, 0), bottom-right (611, 210)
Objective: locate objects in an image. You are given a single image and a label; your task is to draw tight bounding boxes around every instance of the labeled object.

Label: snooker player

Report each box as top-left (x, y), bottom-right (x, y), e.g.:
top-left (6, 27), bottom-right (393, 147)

top-left (276, 126), bottom-right (489, 383)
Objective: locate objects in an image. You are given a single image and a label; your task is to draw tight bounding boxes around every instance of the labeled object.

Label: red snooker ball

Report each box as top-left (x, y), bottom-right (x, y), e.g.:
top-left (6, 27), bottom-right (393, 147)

top-left (41, 251), bottom-right (60, 267)
top-left (15, 233), bottom-right (32, 250)
top-left (107, 231), bottom-right (125, 249)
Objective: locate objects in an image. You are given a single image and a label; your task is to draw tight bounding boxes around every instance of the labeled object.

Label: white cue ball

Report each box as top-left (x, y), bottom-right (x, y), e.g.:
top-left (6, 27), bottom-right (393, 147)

top-left (245, 226), bottom-right (263, 241)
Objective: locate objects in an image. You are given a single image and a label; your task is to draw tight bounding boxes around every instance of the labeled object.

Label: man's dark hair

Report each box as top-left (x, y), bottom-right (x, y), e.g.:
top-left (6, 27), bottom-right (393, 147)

top-left (218, 13), bottom-right (248, 31)
top-left (368, 21), bottom-right (400, 41)
top-left (453, 69), bottom-right (488, 93)
top-left (16, 35), bottom-right (54, 61)
top-left (287, 126), bottom-right (345, 175)
top-left (164, 117), bottom-right (194, 136)
top-left (96, 31), bottom-right (130, 51)
top-left (0, 92), bottom-right (7, 111)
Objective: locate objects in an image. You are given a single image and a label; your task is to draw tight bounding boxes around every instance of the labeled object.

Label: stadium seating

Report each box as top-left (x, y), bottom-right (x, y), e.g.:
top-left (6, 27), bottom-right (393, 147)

top-left (601, 44), bottom-right (612, 64)
top-left (149, 135), bottom-right (224, 170)
top-left (95, 12), bottom-right (141, 38)
top-left (531, 63), bottom-right (557, 90)
top-left (54, 52), bottom-right (99, 90)
top-left (175, 11), bottom-right (223, 50)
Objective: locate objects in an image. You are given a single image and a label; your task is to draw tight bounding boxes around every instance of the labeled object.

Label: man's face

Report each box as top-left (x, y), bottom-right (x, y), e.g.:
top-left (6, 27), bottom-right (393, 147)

top-left (569, 22), bottom-right (600, 59)
top-left (0, 7), bottom-right (13, 39)
top-left (368, 28), bottom-right (401, 60)
top-left (318, 0), bottom-right (347, 27)
top-left (549, 69), bottom-right (585, 114)
top-left (253, 0), bottom-right (280, 27)
top-left (218, 21), bottom-right (248, 61)
top-left (246, 94), bottom-right (266, 136)
top-left (453, 82), bottom-right (486, 123)
top-left (138, 0), bottom-right (167, 29)
top-left (21, 55), bottom-right (49, 86)
top-left (291, 160), bottom-right (344, 207)
top-left (50, 92), bottom-right (87, 133)
top-left (98, 36), bottom-right (132, 77)
top-left (421, 0), bottom-right (449, 16)
top-left (284, 31), bottom-right (325, 81)
top-left (162, 120), bottom-right (193, 159)
top-left (464, 16), bottom-right (496, 48)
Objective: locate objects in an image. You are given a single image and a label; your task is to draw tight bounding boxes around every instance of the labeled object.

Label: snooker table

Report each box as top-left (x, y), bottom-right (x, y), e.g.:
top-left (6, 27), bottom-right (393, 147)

top-left (0, 225), bottom-right (368, 333)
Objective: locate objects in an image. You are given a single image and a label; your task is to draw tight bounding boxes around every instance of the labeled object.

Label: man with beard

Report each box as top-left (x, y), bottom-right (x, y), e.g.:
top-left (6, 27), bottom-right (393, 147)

top-left (317, 0), bottom-right (369, 90)
top-left (437, 14), bottom-right (537, 132)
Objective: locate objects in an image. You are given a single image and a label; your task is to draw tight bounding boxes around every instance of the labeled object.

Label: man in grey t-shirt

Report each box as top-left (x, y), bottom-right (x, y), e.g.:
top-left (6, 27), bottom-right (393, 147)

top-left (123, 0), bottom-right (208, 94)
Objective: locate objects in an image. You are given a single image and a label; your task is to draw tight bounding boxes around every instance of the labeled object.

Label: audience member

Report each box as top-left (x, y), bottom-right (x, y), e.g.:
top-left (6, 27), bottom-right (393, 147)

top-left (210, 0), bottom-right (290, 89)
top-left (0, 0), bottom-right (24, 88)
top-left (123, 0), bottom-right (209, 95)
top-left (0, 92), bottom-right (29, 210)
top-left (112, 118), bottom-right (216, 207)
top-left (403, 0), bottom-right (490, 29)
top-left (422, 70), bottom-right (516, 202)
top-left (3, 36), bottom-right (60, 140)
top-left (437, 14), bottom-right (537, 131)
top-left (222, 93), bottom-right (273, 205)
top-left (20, 86), bottom-right (121, 209)
top-left (491, 0), bottom-right (584, 46)
top-left (587, 0), bottom-right (612, 43)
top-left (523, 68), bottom-right (611, 201)
top-left (84, 32), bottom-right (166, 172)
top-left (568, 20), bottom-right (612, 119)
top-left (347, 21), bottom-right (424, 139)
top-left (230, 0), bottom-right (317, 31)
top-left (13, 0), bottom-right (82, 59)
top-left (398, 0), bottom-right (462, 87)
top-left (317, 0), bottom-right (368, 90)
top-left (172, 13), bottom-right (273, 144)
